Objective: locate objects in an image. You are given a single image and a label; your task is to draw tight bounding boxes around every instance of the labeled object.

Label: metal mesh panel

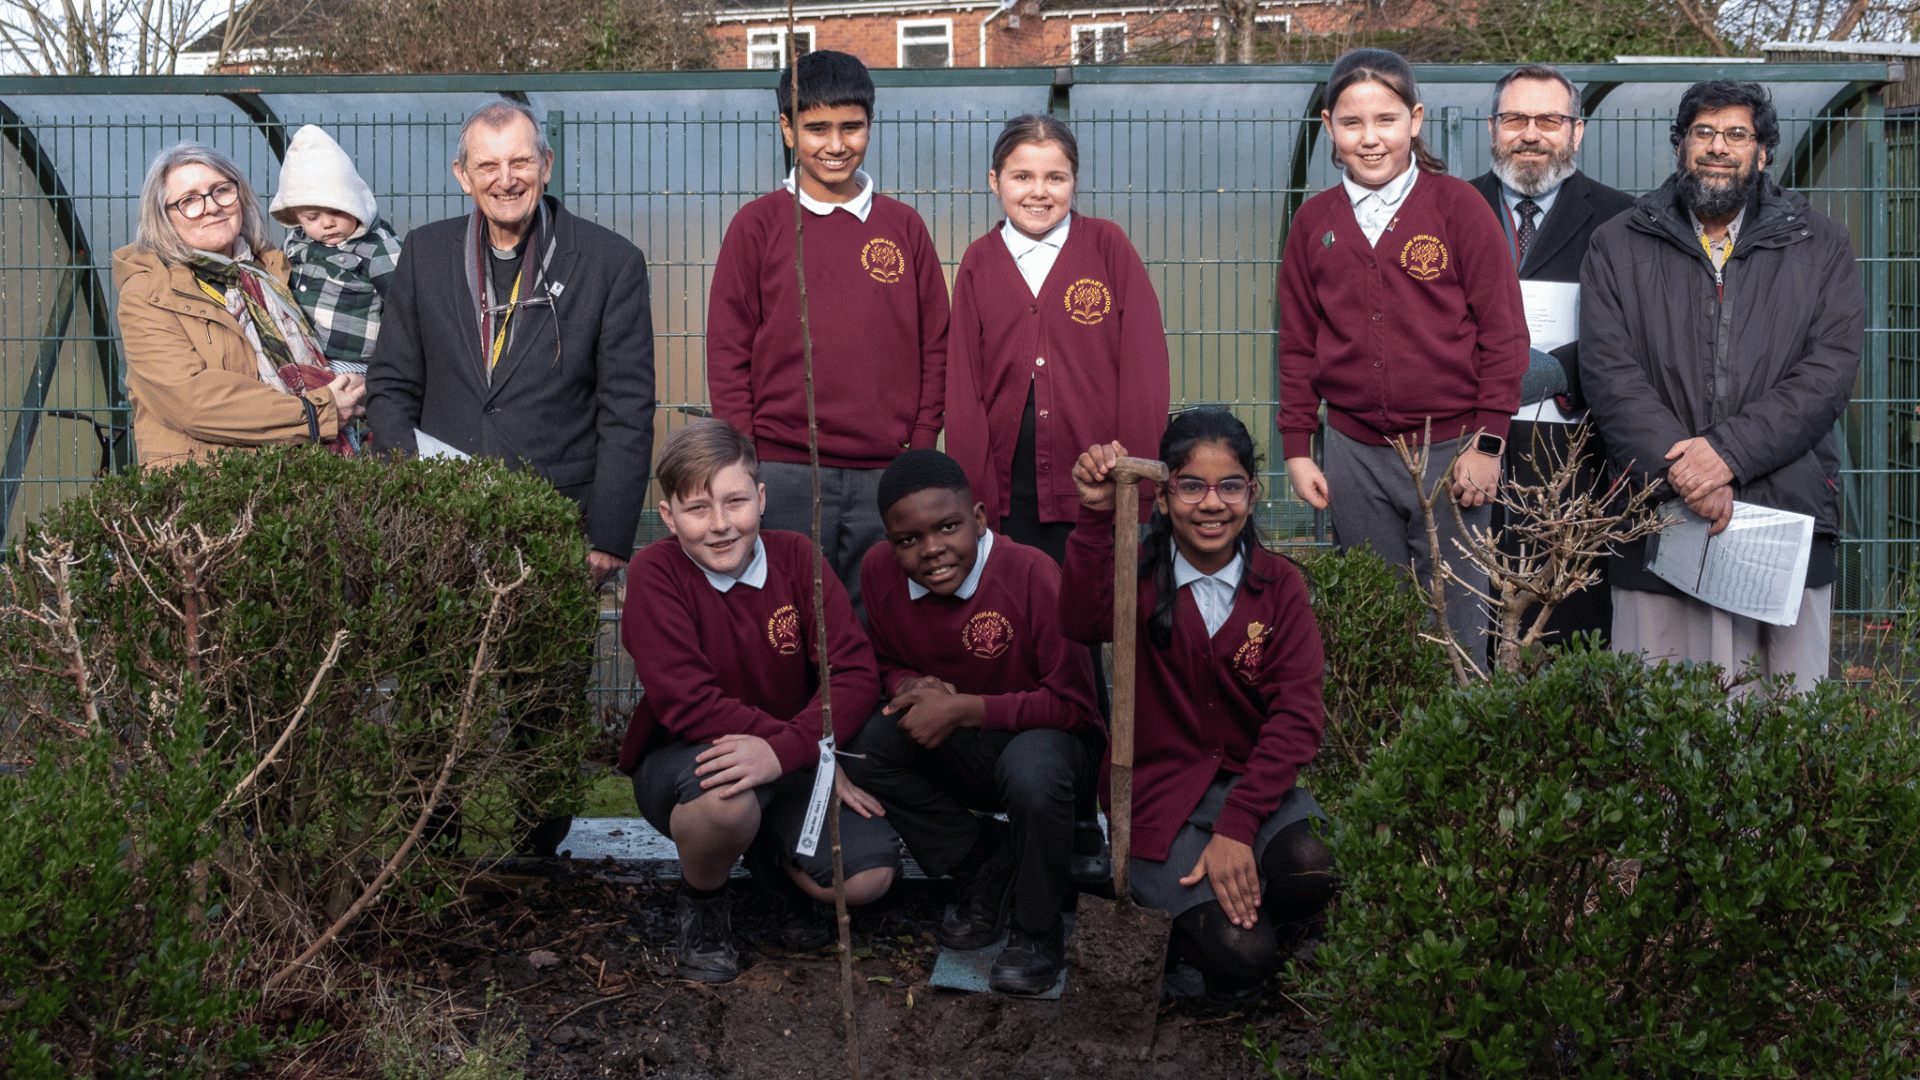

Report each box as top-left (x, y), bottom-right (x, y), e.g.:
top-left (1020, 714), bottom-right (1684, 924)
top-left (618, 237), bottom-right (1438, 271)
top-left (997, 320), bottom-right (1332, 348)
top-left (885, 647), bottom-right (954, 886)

top-left (0, 66), bottom-right (1910, 703)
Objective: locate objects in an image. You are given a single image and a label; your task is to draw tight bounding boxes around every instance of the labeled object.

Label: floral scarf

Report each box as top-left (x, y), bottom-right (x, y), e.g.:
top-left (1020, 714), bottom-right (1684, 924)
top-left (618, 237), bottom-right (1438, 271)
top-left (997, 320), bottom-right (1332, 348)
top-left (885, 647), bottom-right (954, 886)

top-left (189, 246), bottom-right (357, 456)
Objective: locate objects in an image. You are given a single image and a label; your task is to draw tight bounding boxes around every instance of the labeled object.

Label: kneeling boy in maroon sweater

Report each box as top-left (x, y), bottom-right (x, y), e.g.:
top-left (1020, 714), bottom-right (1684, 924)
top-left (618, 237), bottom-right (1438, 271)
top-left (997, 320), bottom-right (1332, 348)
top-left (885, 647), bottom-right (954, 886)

top-left (618, 419), bottom-right (901, 983)
top-left (841, 449), bottom-right (1102, 995)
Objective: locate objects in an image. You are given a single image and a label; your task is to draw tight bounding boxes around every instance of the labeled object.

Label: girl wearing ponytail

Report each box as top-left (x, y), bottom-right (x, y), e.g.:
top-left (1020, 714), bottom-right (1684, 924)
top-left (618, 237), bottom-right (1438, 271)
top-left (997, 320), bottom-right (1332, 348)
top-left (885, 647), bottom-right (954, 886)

top-left (1060, 409), bottom-right (1334, 1006)
top-left (1277, 48), bottom-right (1529, 653)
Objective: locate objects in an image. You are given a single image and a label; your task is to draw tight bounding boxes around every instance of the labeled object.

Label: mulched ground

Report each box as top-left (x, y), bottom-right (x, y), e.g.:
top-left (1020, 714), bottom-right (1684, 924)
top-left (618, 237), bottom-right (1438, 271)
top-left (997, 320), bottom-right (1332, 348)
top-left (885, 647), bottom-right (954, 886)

top-left (347, 856), bottom-right (1324, 1079)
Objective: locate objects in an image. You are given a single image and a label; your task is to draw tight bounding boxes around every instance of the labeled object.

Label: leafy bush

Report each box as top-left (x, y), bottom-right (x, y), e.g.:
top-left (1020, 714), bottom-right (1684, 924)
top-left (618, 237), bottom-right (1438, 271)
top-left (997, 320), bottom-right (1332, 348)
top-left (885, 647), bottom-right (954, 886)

top-left (1307, 648), bottom-right (1920, 1078)
top-left (0, 448), bottom-right (598, 981)
top-left (1296, 546), bottom-right (1453, 798)
top-left (0, 718), bottom-right (274, 1078)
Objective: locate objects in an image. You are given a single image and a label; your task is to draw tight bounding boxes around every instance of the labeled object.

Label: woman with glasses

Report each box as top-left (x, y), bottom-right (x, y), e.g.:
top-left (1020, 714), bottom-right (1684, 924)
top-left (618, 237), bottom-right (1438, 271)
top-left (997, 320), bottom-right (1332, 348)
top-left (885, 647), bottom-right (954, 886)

top-left (1062, 408), bottom-right (1334, 1007)
top-left (114, 142), bottom-right (366, 467)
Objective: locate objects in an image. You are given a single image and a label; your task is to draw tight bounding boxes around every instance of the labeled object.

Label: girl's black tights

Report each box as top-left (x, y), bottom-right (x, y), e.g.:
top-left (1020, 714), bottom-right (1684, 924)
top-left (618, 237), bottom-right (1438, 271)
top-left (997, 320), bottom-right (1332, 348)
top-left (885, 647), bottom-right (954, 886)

top-left (1169, 818), bottom-right (1336, 985)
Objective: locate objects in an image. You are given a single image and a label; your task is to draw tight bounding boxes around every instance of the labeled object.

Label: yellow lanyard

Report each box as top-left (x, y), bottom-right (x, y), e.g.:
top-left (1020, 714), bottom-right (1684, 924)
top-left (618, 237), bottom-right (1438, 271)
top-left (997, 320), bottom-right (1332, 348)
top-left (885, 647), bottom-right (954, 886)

top-left (197, 278), bottom-right (230, 307)
top-left (488, 264), bottom-right (525, 373)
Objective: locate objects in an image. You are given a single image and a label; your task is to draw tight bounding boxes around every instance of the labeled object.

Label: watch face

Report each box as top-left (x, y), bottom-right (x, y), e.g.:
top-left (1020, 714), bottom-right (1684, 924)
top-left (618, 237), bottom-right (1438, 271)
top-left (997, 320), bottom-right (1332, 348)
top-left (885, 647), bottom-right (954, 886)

top-left (1476, 434), bottom-right (1504, 456)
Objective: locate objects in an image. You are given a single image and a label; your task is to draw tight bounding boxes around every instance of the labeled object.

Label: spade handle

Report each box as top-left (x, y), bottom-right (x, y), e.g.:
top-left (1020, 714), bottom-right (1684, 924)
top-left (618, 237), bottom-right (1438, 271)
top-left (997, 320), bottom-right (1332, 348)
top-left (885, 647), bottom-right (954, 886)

top-left (1105, 456), bottom-right (1168, 901)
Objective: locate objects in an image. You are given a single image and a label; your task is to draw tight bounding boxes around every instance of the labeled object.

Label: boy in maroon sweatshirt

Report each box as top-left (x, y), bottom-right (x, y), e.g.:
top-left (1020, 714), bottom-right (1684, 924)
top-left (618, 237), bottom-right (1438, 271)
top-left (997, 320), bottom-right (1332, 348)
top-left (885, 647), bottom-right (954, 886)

top-left (705, 50), bottom-right (950, 619)
top-left (618, 419), bottom-right (900, 983)
top-left (840, 449), bottom-right (1102, 995)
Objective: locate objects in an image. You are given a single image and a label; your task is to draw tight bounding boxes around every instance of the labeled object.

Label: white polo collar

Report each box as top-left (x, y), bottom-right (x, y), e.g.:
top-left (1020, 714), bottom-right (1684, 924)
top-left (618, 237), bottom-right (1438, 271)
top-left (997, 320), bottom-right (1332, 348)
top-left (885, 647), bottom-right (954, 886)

top-left (691, 535), bottom-right (768, 593)
top-left (1343, 161), bottom-right (1418, 209)
top-left (907, 528), bottom-right (994, 601)
top-left (783, 167), bottom-right (876, 222)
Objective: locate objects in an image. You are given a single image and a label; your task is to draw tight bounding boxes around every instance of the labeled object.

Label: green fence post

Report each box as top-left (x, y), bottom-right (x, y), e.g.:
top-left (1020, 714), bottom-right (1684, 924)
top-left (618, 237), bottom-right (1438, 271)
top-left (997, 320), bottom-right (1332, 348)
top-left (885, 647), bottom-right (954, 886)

top-left (1865, 90), bottom-right (1892, 610)
top-left (1442, 105), bottom-right (1464, 177)
top-left (546, 109), bottom-right (566, 200)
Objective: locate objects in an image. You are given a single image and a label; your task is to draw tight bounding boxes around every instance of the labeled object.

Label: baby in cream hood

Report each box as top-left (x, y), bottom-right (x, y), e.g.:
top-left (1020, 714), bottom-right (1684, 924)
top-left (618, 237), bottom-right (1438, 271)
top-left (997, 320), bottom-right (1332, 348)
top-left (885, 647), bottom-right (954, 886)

top-left (271, 124), bottom-right (404, 375)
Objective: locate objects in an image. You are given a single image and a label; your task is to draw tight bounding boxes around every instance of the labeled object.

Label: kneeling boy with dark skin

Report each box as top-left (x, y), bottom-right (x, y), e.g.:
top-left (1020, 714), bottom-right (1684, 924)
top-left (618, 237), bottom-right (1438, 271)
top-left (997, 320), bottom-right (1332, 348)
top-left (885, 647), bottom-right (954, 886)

top-left (618, 419), bottom-right (901, 984)
top-left (842, 449), bottom-right (1103, 993)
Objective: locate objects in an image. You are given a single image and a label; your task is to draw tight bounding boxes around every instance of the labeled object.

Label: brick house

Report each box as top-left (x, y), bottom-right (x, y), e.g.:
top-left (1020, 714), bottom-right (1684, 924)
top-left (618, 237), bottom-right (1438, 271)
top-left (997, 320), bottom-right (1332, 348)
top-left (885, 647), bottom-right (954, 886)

top-left (711, 0), bottom-right (1369, 70)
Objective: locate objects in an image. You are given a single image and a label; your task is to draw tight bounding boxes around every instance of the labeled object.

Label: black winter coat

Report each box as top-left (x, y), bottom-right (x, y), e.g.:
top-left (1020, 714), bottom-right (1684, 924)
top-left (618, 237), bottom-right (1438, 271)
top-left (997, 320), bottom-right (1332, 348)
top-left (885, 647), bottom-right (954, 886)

top-left (1578, 174), bottom-right (1864, 594)
top-left (367, 196), bottom-right (657, 557)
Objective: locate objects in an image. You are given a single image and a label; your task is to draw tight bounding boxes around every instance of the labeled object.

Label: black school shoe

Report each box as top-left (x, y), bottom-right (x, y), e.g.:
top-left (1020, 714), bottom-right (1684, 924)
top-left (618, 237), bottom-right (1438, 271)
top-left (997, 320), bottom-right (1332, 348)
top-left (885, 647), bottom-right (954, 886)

top-left (938, 820), bottom-right (1016, 950)
top-left (675, 889), bottom-right (741, 983)
top-left (780, 901), bottom-right (835, 952)
top-left (988, 919), bottom-right (1066, 995)
top-left (1068, 817), bottom-right (1112, 886)
top-left (517, 815), bottom-right (573, 858)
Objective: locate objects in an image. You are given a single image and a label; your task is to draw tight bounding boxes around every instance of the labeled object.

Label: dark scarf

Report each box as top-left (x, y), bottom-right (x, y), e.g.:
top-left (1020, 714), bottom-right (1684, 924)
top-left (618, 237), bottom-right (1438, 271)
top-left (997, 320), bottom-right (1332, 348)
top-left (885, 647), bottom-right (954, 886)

top-left (464, 198), bottom-right (558, 382)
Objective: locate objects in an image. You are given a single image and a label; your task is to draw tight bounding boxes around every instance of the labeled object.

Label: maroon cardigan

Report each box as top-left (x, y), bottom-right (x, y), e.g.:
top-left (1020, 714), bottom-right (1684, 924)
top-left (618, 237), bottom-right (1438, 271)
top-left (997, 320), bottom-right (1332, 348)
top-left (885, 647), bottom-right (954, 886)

top-left (1058, 505), bottom-right (1325, 861)
top-left (617, 529), bottom-right (881, 775)
top-left (860, 532), bottom-right (1101, 735)
top-left (1277, 172), bottom-right (1528, 460)
top-left (706, 189), bottom-right (949, 469)
top-left (945, 215), bottom-right (1170, 523)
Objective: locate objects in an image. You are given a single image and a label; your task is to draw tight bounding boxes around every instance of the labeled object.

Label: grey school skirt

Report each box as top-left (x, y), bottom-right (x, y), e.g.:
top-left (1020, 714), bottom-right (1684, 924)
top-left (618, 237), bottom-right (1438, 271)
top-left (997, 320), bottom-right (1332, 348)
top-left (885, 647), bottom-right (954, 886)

top-left (1127, 777), bottom-right (1325, 918)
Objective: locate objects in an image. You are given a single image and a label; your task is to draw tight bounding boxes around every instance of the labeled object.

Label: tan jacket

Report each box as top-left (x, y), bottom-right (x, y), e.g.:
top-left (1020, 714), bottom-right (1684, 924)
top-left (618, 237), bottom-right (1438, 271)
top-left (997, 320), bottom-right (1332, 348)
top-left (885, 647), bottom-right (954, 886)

top-left (112, 244), bottom-right (341, 467)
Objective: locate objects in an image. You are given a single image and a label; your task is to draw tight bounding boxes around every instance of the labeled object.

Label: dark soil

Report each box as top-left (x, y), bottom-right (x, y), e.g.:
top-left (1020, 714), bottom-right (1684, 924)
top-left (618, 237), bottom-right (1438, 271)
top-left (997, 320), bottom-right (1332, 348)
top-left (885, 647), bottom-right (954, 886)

top-left (345, 857), bottom-right (1324, 1079)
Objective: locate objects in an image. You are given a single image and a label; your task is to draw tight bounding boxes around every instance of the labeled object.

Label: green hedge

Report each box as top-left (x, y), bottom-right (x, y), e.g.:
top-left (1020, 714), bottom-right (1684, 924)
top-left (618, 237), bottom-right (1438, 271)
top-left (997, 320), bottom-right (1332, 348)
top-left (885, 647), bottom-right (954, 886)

top-left (1307, 648), bottom-right (1920, 1077)
top-left (0, 448), bottom-right (599, 1024)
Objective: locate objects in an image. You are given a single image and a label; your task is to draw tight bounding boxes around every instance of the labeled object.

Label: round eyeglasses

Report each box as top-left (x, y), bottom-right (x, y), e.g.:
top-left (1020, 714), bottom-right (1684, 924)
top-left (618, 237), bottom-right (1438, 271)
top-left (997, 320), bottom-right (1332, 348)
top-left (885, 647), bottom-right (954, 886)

top-left (1167, 478), bottom-right (1252, 505)
top-left (166, 179), bottom-right (241, 220)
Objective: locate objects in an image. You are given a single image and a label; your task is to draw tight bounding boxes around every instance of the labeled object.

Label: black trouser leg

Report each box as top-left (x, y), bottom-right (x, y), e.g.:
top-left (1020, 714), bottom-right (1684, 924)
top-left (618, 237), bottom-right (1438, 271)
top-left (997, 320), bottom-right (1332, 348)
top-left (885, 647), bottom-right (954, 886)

top-left (840, 706), bottom-right (988, 878)
top-left (994, 727), bottom-right (1092, 932)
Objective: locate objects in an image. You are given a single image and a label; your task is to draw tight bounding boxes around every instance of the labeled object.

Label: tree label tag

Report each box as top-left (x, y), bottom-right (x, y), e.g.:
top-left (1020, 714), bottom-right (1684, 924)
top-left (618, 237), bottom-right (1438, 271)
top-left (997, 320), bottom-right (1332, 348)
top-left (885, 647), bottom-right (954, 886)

top-left (796, 737), bottom-right (836, 857)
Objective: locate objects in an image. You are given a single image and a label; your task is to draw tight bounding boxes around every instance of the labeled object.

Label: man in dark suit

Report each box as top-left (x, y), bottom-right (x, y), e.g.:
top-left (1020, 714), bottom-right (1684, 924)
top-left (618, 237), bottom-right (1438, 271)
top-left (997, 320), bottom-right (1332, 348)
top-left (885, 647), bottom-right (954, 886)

top-left (368, 99), bottom-right (657, 857)
top-left (1470, 64), bottom-right (1635, 648)
top-left (369, 98), bottom-right (656, 588)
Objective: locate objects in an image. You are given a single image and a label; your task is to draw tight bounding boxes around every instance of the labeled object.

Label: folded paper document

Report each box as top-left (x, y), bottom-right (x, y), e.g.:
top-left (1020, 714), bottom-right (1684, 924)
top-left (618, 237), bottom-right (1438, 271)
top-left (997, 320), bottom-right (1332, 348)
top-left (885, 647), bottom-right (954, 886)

top-left (1645, 499), bottom-right (1813, 626)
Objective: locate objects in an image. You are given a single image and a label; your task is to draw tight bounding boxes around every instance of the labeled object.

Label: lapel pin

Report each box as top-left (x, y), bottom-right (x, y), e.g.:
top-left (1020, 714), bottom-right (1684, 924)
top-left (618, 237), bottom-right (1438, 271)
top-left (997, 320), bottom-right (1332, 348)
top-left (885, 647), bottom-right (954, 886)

top-left (548, 281), bottom-right (565, 296)
top-left (1322, 231), bottom-right (1336, 248)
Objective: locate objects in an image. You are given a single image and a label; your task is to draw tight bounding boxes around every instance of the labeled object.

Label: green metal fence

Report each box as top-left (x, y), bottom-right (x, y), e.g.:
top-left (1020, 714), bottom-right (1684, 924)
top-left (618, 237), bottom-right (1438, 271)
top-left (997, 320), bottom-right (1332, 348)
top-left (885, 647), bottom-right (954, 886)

top-left (0, 63), bottom-right (1910, 703)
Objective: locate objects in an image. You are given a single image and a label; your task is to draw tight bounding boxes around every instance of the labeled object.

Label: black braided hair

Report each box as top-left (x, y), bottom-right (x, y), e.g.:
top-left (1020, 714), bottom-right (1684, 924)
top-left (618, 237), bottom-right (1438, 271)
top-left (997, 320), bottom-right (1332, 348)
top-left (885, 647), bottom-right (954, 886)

top-left (1143, 407), bottom-right (1268, 650)
top-left (876, 448), bottom-right (972, 517)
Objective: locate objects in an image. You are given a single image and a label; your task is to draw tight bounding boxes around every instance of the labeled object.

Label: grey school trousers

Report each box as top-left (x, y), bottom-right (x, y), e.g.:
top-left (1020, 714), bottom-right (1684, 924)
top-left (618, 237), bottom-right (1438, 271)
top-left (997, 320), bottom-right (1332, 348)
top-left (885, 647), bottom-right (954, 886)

top-left (1612, 585), bottom-right (1832, 694)
top-left (758, 461), bottom-right (886, 623)
top-left (1323, 426), bottom-right (1491, 657)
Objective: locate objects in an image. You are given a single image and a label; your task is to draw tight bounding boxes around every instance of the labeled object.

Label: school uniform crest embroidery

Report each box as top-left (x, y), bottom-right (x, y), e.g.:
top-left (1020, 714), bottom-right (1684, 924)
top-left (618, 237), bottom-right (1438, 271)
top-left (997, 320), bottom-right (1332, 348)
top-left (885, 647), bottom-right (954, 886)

top-left (961, 611), bottom-right (1015, 659)
top-left (1232, 621), bottom-right (1269, 683)
top-left (861, 238), bottom-right (905, 284)
top-left (766, 604), bottom-right (802, 655)
top-left (1399, 234), bottom-right (1449, 281)
top-left (1064, 278), bottom-right (1113, 326)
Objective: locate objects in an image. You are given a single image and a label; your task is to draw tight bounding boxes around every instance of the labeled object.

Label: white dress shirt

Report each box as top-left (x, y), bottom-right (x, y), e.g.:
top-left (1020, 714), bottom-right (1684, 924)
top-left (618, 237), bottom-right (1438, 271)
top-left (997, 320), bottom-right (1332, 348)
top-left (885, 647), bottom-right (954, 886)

top-left (1342, 163), bottom-right (1419, 246)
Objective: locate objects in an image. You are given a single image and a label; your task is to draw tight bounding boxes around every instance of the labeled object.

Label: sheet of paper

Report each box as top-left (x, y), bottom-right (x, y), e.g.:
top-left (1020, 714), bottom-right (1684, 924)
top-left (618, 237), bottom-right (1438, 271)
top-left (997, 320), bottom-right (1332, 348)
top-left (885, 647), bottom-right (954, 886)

top-left (1519, 280), bottom-right (1580, 353)
top-left (1645, 499), bottom-right (1815, 625)
top-left (414, 428), bottom-right (471, 461)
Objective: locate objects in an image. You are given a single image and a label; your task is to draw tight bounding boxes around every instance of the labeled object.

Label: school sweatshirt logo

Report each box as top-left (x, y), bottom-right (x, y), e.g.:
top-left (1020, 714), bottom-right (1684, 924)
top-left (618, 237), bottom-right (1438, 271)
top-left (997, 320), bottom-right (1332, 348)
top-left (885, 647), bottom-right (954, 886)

top-left (1065, 278), bottom-right (1113, 325)
top-left (1399, 234), bottom-right (1449, 281)
top-left (1232, 621), bottom-right (1269, 683)
top-left (961, 611), bottom-right (1015, 659)
top-left (862, 238), bottom-right (905, 284)
top-left (767, 604), bottom-right (802, 656)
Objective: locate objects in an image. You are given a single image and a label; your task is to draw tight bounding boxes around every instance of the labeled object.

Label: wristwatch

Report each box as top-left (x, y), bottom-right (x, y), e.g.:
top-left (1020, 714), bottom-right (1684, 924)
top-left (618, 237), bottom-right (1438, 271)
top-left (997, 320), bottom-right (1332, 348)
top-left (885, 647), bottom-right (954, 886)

top-left (1472, 432), bottom-right (1505, 457)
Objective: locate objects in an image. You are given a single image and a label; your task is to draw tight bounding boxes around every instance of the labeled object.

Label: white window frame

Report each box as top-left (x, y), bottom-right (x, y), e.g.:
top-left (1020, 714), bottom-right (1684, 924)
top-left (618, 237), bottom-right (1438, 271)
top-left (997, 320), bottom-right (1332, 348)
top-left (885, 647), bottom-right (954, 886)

top-left (896, 18), bottom-right (954, 69)
top-left (1255, 13), bottom-right (1292, 31)
top-left (1071, 21), bottom-right (1127, 65)
top-left (745, 25), bottom-right (814, 70)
